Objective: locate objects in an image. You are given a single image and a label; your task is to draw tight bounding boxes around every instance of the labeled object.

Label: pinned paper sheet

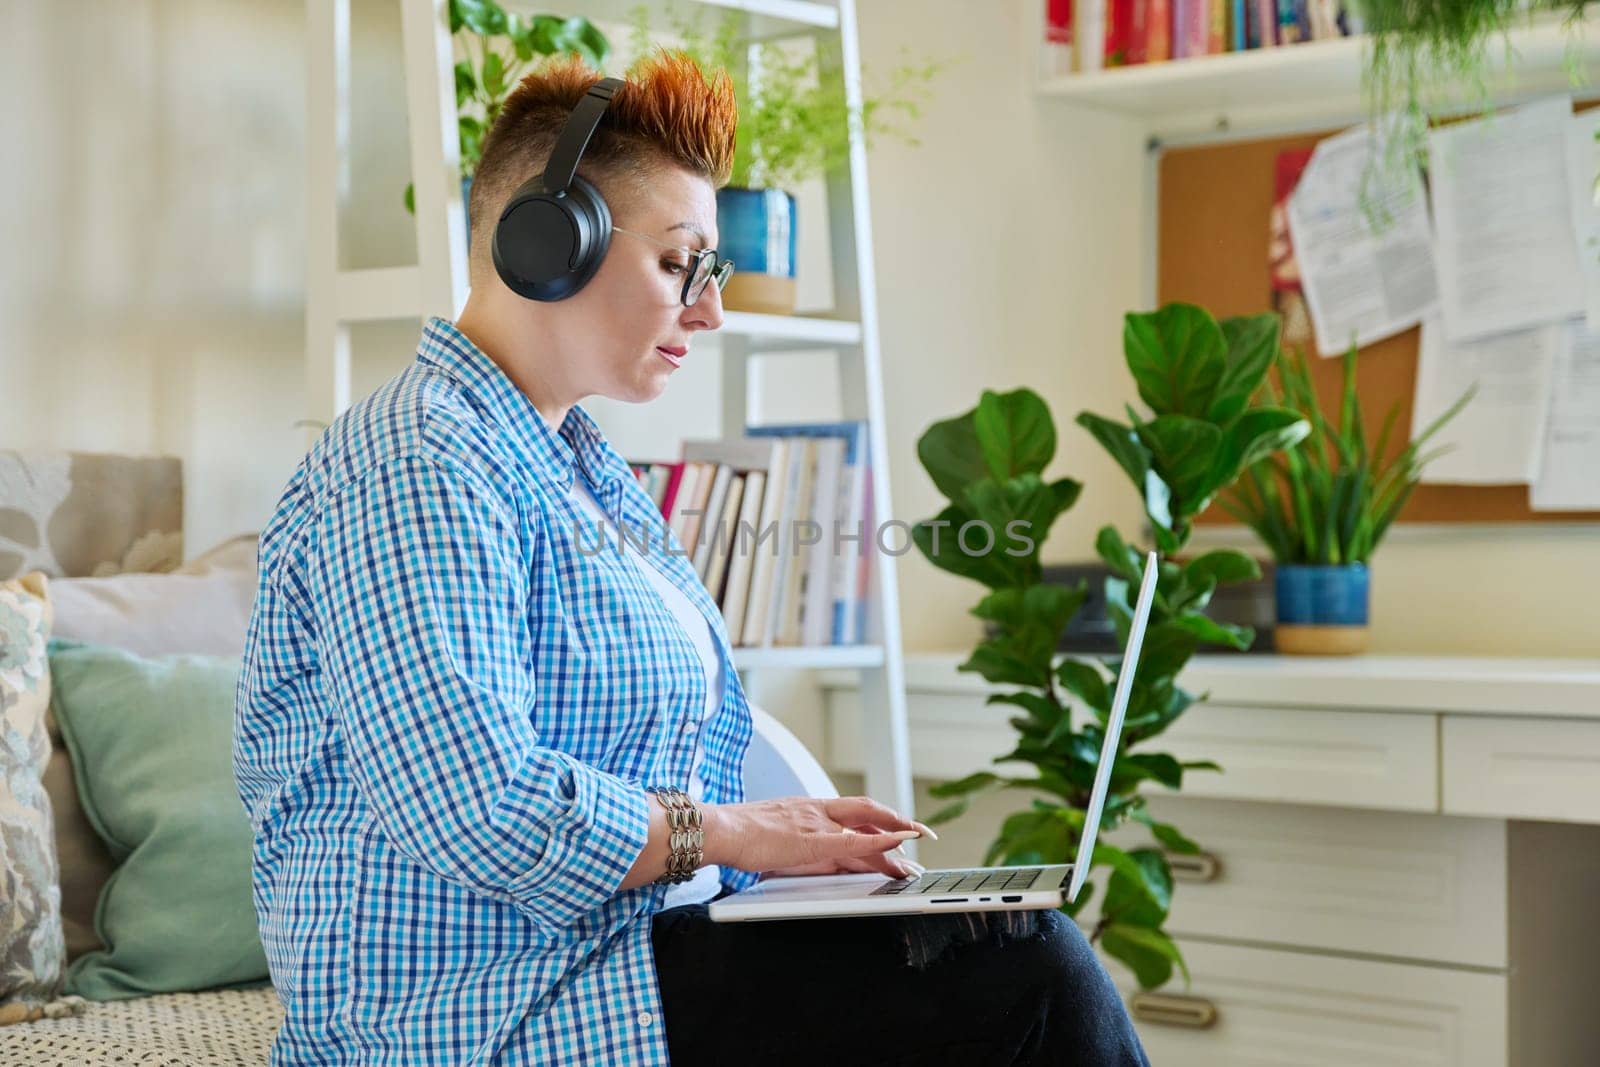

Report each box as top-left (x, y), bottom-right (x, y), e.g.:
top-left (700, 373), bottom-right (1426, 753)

top-left (1532, 321), bottom-right (1600, 511)
top-left (1413, 315), bottom-right (1557, 485)
top-left (1565, 110), bottom-right (1600, 330)
top-left (1287, 123), bottom-right (1439, 357)
top-left (1429, 97), bottom-right (1586, 343)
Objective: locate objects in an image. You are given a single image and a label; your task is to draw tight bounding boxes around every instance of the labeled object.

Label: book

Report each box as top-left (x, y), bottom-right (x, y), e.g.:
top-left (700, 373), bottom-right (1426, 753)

top-left (1076, 0), bottom-right (1106, 72)
top-left (680, 437), bottom-right (788, 613)
top-left (1042, 0), bottom-right (1076, 78)
top-left (766, 439), bottom-right (815, 647)
top-left (1231, 0), bottom-right (1246, 50)
top-left (1105, 0), bottom-right (1134, 66)
top-left (720, 469), bottom-right (766, 646)
top-left (1146, 0), bottom-right (1172, 62)
top-left (798, 439), bottom-right (845, 646)
top-left (1252, 0), bottom-right (1277, 47)
top-left (747, 422), bottom-right (871, 645)
top-left (741, 440), bottom-right (793, 648)
top-left (703, 473), bottom-right (745, 605)
top-left (1207, 0), bottom-right (1226, 53)
top-left (691, 464), bottom-right (734, 581)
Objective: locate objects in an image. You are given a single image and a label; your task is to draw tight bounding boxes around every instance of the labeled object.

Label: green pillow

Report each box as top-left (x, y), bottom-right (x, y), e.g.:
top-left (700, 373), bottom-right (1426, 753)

top-left (47, 639), bottom-right (268, 1000)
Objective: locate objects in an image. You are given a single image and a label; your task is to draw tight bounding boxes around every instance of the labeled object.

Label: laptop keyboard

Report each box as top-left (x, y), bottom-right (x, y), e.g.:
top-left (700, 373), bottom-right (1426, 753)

top-left (870, 867), bottom-right (1045, 896)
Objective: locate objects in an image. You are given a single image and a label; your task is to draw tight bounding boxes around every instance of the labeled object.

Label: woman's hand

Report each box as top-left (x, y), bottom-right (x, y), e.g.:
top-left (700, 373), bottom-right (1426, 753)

top-left (702, 796), bottom-right (935, 881)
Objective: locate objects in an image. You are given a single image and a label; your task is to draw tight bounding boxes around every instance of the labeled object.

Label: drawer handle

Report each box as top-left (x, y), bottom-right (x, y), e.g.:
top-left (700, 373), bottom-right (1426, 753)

top-left (1166, 851), bottom-right (1221, 883)
top-left (1129, 991), bottom-right (1219, 1030)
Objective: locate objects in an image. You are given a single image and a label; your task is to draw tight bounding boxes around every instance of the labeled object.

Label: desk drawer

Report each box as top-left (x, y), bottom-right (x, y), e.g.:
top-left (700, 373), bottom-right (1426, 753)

top-left (1159, 703), bottom-right (1438, 811)
top-left (1107, 797), bottom-right (1507, 968)
top-left (1109, 939), bottom-right (1507, 1067)
top-left (1442, 716), bottom-right (1600, 822)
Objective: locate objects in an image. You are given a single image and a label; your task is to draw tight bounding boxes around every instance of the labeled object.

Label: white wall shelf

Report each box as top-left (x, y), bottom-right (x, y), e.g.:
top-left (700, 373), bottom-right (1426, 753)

top-left (1039, 12), bottom-right (1600, 137)
top-left (548, 0), bottom-right (840, 37)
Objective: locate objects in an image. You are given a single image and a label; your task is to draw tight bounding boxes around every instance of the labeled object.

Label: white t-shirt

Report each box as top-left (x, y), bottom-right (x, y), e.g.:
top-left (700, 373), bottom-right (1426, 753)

top-left (568, 477), bottom-right (724, 908)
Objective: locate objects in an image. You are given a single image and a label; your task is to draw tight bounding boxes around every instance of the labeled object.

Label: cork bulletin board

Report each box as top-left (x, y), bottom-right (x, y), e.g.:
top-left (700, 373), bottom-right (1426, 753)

top-left (1156, 115), bottom-right (1600, 524)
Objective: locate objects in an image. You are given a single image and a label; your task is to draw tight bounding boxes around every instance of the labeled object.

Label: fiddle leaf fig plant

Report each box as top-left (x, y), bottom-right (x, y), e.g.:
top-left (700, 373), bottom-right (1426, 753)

top-left (914, 303), bottom-right (1309, 991)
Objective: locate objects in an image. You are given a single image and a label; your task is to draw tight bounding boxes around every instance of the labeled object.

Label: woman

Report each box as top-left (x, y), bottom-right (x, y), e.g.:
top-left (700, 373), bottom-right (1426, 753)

top-left (234, 53), bottom-right (1148, 1066)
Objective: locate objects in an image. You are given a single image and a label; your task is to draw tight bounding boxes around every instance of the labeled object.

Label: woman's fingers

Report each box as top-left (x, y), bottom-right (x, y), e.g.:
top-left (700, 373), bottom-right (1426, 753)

top-left (824, 796), bottom-right (938, 839)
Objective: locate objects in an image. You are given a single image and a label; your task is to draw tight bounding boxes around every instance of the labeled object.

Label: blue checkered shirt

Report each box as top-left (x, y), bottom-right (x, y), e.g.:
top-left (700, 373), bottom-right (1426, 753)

top-left (234, 317), bottom-right (757, 1065)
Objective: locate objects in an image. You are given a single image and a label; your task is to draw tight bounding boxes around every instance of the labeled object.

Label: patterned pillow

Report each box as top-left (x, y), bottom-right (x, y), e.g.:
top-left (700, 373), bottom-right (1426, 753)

top-left (0, 573), bottom-right (70, 1026)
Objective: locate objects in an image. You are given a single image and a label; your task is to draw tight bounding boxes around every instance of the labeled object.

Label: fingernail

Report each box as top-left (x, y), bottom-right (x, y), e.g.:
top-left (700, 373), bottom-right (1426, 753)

top-left (904, 860), bottom-right (926, 877)
top-left (889, 830), bottom-right (921, 841)
top-left (915, 822), bottom-right (939, 841)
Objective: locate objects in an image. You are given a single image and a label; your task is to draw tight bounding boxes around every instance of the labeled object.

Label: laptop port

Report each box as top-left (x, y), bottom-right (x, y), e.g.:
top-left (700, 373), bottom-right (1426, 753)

top-left (1002, 895), bottom-right (1022, 903)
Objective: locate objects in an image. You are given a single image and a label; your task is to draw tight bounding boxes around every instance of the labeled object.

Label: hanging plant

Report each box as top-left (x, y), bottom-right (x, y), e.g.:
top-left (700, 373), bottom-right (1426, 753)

top-left (1357, 0), bottom-right (1592, 178)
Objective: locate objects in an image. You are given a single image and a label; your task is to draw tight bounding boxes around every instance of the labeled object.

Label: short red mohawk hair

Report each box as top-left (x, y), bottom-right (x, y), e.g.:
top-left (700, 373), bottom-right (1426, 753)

top-left (468, 50), bottom-right (737, 276)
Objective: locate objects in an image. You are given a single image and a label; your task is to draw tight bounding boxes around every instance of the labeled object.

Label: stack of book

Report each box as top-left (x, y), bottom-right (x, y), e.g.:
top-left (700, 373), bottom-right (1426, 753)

top-left (629, 421), bottom-right (874, 648)
top-left (1041, 0), bottom-right (1364, 74)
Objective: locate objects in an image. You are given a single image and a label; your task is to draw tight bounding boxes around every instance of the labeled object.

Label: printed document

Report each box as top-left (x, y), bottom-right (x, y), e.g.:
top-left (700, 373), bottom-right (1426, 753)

top-left (1565, 109), bottom-right (1600, 330)
top-left (1532, 321), bottom-right (1600, 511)
top-left (1428, 97), bottom-right (1585, 342)
top-left (1288, 123), bottom-right (1440, 357)
top-left (1413, 315), bottom-right (1557, 485)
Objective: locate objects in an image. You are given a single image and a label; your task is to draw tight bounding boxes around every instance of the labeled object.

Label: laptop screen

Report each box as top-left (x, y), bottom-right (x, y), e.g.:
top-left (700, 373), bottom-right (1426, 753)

top-left (1066, 550), bottom-right (1160, 905)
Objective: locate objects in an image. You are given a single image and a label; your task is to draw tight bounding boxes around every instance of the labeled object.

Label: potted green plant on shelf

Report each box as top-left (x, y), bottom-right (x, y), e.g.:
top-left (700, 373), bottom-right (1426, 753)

top-left (403, 0), bottom-right (610, 219)
top-left (912, 303), bottom-right (1308, 989)
top-left (1223, 343), bottom-right (1473, 655)
top-left (630, 5), bottom-right (947, 315)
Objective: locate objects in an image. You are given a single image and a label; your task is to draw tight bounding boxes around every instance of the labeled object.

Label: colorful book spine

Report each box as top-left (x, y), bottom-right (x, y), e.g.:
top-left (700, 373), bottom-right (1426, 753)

top-left (1231, 0), bottom-right (1246, 51)
top-left (1254, 0), bottom-right (1278, 46)
top-left (1042, 0), bottom-right (1075, 78)
top-left (1207, 0), bottom-right (1226, 53)
top-left (1104, 0), bottom-right (1134, 66)
top-left (1146, 0), bottom-right (1171, 61)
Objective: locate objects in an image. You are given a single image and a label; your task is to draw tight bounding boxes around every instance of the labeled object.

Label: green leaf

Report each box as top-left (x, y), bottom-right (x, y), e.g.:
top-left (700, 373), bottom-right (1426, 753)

top-left (927, 770), bottom-right (1006, 798)
top-left (481, 49), bottom-right (505, 99)
top-left (1135, 415), bottom-right (1224, 511)
top-left (1124, 303), bottom-right (1227, 418)
top-left (917, 407), bottom-right (990, 505)
top-left (1130, 807), bottom-right (1202, 854)
top-left (455, 0), bottom-right (507, 36)
top-left (1129, 623), bottom-right (1199, 683)
top-left (1210, 407), bottom-right (1310, 489)
top-left (973, 389), bottom-right (1057, 480)
top-left (1094, 525), bottom-right (1141, 582)
top-left (1170, 612), bottom-right (1254, 651)
top-left (1182, 548), bottom-right (1260, 589)
top-left (403, 182), bottom-right (416, 216)
top-left (912, 505), bottom-right (1019, 590)
top-left (959, 640), bottom-right (1051, 689)
top-left (1210, 313), bottom-right (1282, 424)
top-left (1077, 412), bottom-right (1150, 494)
top-left (1056, 659), bottom-right (1110, 713)
top-left (1120, 752), bottom-right (1183, 790)
top-left (987, 690), bottom-right (1062, 725)
top-left (1102, 922), bottom-right (1188, 989)
top-left (962, 474), bottom-right (1076, 570)
top-left (1181, 760), bottom-right (1223, 773)
top-left (455, 61), bottom-right (477, 107)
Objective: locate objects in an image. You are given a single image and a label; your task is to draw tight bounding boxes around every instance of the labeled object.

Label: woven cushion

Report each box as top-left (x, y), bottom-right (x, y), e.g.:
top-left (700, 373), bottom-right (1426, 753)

top-left (0, 985), bottom-right (281, 1064)
top-left (0, 573), bottom-right (67, 1025)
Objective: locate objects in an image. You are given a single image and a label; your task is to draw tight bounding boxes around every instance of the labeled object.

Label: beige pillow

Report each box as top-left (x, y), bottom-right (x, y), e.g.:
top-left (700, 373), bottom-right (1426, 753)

top-left (0, 572), bottom-right (68, 1026)
top-left (44, 533), bottom-right (260, 961)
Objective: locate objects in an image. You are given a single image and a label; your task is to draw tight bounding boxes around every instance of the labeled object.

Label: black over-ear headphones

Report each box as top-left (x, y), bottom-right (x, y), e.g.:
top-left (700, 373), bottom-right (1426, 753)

top-left (491, 76), bottom-right (623, 302)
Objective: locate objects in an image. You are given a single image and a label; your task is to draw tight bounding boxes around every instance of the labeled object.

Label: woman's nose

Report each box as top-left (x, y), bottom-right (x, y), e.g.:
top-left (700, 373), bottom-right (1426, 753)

top-left (682, 281), bottom-right (725, 332)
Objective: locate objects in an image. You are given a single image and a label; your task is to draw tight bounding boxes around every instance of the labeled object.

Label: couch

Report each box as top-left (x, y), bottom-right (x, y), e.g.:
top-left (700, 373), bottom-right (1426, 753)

top-left (0, 450), bottom-right (834, 1064)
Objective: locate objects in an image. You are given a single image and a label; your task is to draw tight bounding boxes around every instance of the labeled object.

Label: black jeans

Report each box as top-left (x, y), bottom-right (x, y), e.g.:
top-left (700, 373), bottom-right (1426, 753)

top-left (651, 896), bottom-right (1150, 1066)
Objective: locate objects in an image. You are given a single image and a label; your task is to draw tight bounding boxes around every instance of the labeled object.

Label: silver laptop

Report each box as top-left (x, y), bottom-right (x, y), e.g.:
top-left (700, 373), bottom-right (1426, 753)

top-left (709, 550), bottom-right (1161, 922)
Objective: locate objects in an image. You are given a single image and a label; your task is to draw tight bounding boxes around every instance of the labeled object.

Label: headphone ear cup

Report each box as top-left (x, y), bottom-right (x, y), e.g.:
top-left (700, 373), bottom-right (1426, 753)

top-left (491, 174), bottom-right (612, 302)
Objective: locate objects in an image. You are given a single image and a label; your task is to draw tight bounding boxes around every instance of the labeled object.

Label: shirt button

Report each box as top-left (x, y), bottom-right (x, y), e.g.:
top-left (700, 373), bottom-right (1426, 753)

top-left (637, 1011), bottom-right (655, 1028)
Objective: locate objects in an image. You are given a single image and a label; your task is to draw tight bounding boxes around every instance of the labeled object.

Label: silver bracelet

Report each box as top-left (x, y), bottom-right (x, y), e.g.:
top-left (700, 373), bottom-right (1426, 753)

top-left (646, 786), bottom-right (703, 885)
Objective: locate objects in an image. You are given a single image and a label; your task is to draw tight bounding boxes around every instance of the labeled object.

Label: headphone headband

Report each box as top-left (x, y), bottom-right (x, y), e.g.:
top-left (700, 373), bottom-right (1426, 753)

top-left (541, 78), bottom-right (621, 196)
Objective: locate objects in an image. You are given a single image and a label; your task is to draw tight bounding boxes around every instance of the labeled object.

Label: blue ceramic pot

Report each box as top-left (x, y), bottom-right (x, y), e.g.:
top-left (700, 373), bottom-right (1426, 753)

top-left (715, 187), bottom-right (796, 277)
top-left (1274, 563), bottom-right (1370, 654)
top-left (714, 187), bottom-right (798, 314)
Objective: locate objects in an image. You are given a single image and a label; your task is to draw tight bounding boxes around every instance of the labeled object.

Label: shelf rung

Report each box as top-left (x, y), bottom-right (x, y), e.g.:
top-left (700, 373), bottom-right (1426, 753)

top-left (335, 266), bottom-right (425, 323)
top-left (719, 311), bottom-right (863, 350)
top-left (732, 644), bottom-right (885, 671)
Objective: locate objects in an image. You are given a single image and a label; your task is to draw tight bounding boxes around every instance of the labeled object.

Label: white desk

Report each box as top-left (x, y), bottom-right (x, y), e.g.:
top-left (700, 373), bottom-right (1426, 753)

top-left (821, 653), bottom-right (1600, 1067)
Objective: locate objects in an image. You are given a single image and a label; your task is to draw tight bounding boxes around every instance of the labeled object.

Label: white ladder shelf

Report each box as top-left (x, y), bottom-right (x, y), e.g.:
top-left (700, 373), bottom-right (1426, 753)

top-left (304, 0), bottom-right (914, 823)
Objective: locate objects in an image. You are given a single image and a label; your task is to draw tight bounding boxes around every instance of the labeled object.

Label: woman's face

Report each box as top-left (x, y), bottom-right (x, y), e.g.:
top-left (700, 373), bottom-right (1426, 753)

top-left (559, 165), bottom-right (725, 404)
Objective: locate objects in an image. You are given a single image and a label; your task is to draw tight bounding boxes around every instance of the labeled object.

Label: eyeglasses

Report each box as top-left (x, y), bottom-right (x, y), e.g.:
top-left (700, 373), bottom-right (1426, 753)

top-left (611, 226), bottom-right (734, 307)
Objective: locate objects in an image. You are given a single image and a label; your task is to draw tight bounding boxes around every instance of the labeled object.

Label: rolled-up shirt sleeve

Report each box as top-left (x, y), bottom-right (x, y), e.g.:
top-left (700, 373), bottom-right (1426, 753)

top-left (312, 454), bottom-right (650, 936)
